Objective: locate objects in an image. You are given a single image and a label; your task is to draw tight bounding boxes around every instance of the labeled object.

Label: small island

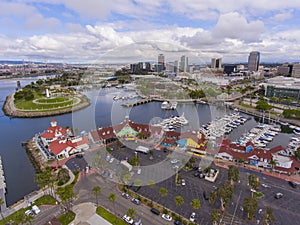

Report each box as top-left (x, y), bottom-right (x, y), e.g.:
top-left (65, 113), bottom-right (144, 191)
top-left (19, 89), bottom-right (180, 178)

top-left (2, 73), bottom-right (90, 118)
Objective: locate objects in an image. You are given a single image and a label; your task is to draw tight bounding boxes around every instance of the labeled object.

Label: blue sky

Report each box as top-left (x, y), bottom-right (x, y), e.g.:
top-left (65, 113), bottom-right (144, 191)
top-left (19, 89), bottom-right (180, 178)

top-left (0, 0), bottom-right (300, 63)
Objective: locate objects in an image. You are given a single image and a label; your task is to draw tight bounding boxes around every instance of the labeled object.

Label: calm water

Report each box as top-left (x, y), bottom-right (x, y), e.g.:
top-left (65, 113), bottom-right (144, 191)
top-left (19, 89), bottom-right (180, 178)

top-left (0, 78), bottom-right (291, 205)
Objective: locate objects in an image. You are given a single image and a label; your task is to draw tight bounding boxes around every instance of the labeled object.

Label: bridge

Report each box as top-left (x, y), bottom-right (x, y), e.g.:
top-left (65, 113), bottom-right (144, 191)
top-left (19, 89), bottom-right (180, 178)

top-left (122, 99), bottom-right (153, 107)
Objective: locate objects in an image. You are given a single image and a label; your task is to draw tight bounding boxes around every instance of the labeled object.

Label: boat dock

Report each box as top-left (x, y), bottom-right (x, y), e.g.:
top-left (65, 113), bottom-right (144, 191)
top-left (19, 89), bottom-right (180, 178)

top-left (0, 156), bottom-right (7, 212)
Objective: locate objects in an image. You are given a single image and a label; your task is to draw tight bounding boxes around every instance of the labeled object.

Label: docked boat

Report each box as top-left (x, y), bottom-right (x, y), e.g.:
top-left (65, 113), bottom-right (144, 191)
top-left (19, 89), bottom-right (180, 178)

top-left (161, 101), bottom-right (177, 110)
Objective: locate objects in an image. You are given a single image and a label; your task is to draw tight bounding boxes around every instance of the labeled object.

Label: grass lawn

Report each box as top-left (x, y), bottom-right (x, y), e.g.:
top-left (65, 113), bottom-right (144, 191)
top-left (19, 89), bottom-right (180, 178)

top-left (253, 191), bottom-right (264, 198)
top-left (240, 103), bottom-right (256, 109)
top-left (36, 97), bottom-right (69, 103)
top-left (15, 98), bottom-right (76, 111)
top-left (0, 208), bottom-right (27, 225)
top-left (96, 206), bottom-right (127, 225)
top-left (58, 210), bottom-right (75, 225)
top-left (34, 194), bottom-right (57, 205)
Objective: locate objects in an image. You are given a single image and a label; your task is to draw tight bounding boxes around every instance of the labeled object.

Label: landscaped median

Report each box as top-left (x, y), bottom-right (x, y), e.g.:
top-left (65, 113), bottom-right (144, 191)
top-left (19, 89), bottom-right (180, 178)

top-left (96, 206), bottom-right (127, 225)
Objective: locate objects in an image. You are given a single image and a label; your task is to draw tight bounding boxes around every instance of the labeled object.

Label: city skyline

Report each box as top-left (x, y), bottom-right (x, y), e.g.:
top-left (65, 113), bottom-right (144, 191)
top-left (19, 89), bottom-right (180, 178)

top-left (1, 1), bottom-right (300, 63)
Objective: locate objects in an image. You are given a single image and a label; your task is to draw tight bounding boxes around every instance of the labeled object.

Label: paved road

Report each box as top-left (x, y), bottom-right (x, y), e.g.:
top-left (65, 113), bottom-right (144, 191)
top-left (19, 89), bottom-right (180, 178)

top-left (74, 173), bottom-right (174, 225)
top-left (32, 205), bottom-right (62, 225)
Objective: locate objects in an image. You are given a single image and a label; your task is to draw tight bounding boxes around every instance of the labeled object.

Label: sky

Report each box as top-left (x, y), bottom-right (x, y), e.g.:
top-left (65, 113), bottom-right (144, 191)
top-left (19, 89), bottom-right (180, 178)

top-left (1, 0), bottom-right (300, 64)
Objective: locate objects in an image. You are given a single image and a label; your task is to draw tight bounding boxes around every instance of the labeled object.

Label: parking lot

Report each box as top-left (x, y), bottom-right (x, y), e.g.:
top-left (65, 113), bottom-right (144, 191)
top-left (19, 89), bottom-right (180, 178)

top-left (65, 156), bottom-right (88, 172)
top-left (82, 143), bottom-right (300, 225)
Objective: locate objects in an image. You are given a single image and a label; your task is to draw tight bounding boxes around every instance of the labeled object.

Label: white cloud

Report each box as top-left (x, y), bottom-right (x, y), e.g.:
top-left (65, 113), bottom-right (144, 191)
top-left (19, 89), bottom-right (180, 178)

top-left (212, 12), bottom-right (264, 42)
top-left (269, 11), bottom-right (293, 22)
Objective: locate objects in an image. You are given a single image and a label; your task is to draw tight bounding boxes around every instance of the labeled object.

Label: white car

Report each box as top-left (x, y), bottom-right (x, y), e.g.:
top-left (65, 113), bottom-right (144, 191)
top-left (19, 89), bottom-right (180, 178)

top-left (122, 215), bottom-right (134, 224)
top-left (137, 168), bottom-right (141, 174)
top-left (189, 212), bottom-right (196, 222)
top-left (261, 183), bottom-right (270, 188)
top-left (162, 214), bottom-right (172, 221)
top-left (181, 179), bottom-right (186, 186)
top-left (31, 205), bottom-right (40, 215)
top-left (109, 157), bottom-right (114, 163)
top-left (171, 159), bottom-right (179, 164)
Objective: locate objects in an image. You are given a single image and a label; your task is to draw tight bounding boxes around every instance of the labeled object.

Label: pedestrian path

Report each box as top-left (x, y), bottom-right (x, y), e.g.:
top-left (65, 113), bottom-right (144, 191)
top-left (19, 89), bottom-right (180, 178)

top-left (71, 202), bottom-right (112, 225)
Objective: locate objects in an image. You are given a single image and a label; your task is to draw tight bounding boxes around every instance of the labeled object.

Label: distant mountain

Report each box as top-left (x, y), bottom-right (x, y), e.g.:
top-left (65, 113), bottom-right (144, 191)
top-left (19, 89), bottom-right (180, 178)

top-left (0, 60), bottom-right (45, 65)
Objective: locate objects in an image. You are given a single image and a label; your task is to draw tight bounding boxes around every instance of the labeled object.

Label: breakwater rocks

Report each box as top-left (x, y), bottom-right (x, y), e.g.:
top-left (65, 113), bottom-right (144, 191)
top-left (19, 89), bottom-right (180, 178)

top-left (2, 93), bottom-right (90, 118)
top-left (23, 140), bottom-right (47, 173)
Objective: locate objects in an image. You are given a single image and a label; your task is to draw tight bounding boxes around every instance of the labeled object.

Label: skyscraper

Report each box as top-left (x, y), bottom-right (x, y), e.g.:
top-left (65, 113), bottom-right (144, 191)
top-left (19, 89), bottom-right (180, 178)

top-left (211, 58), bottom-right (222, 69)
top-left (158, 54), bottom-right (165, 71)
top-left (174, 60), bottom-right (180, 73)
top-left (248, 51), bottom-right (260, 72)
top-left (180, 55), bottom-right (188, 72)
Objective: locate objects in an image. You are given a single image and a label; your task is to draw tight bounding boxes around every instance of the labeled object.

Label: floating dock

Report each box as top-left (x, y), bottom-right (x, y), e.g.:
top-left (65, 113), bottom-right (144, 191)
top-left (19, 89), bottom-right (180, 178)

top-left (0, 156), bottom-right (7, 212)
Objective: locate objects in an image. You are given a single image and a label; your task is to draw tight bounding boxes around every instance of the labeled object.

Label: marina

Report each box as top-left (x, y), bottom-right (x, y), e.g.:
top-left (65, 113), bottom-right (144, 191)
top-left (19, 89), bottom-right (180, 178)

top-left (153, 113), bottom-right (189, 131)
top-left (113, 94), bottom-right (139, 101)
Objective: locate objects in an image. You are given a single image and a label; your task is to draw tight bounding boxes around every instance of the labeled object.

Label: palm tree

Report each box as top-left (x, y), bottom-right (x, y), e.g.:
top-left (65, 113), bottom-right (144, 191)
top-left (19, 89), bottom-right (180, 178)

top-left (243, 197), bottom-right (258, 221)
top-left (228, 165), bottom-right (239, 185)
top-left (174, 195), bottom-right (184, 218)
top-left (108, 193), bottom-right (117, 224)
top-left (218, 182), bottom-right (233, 211)
top-left (209, 190), bottom-right (217, 204)
top-left (159, 187), bottom-right (168, 198)
top-left (248, 174), bottom-right (259, 190)
top-left (190, 199), bottom-right (200, 211)
top-left (92, 186), bottom-right (101, 207)
top-left (263, 206), bottom-right (275, 225)
top-left (57, 185), bottom-right (76, 213)
top-left (210, 209), bottom-right (222, 225)
top-left (126, 208), bottom-right (136, 219)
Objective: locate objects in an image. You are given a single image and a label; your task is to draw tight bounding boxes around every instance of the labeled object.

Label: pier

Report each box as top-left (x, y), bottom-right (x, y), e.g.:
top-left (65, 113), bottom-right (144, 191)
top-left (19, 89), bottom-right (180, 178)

top-left (122, 98), bottom-right (153, 107)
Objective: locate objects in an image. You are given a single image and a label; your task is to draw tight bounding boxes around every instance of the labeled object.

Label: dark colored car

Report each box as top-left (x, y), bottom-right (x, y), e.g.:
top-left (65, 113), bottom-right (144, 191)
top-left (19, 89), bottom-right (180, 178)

top-left (131, 198), bottom-right (141, 205)
top-left (150, 208), bottom-right (160, 215)
top-left (288, 181), bottom-right (297, 188)
top-left (203, 191), bottom-right (209, 200)
top-left (174, 220), bottom-right (184, 225)
top-left (194, 172), bottom-right (199, 177)
top-left (75, 154), bottom-right (83, 158)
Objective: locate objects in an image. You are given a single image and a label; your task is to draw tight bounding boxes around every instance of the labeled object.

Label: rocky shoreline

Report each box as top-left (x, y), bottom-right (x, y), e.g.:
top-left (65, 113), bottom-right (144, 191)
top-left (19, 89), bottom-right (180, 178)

top-left (2, 93), bottom-right (90, 118)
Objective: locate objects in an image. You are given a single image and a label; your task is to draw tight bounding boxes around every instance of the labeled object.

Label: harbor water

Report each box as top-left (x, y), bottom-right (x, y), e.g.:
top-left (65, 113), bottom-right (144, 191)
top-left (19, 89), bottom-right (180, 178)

top-left (0, 78), bottom-right (292, 205)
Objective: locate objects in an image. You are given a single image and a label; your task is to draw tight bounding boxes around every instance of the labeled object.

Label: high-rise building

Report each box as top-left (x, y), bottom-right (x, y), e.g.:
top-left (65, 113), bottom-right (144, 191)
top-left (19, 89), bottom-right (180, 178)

top-left (248, 51), bottom-right (260, 72)
top-left (211, 58), bottom-right (222, 69)
top-left (174, 60), bottom-right (180, 73)
top-left (180, 55), bottom-right (188, 72)
top-left (292, 64), bottom-right (300, 78)
top-left (158, 54), bottom-right (165, 71)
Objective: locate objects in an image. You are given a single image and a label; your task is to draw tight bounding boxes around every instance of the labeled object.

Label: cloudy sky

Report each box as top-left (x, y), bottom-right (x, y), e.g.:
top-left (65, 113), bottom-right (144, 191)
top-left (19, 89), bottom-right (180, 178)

top-left (1, 0), bottom-right (300, 64)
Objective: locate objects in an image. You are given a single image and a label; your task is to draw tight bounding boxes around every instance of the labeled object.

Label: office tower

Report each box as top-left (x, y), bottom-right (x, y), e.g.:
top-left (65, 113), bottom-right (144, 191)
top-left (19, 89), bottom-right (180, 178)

top-left (158, 54), bottom-right (165, 71)
top-left (248, 51), bottom-right (260, 72)
top-left (180, 55), bottom-right (188, 72)
top-left (292, 64), bottom-right (300, 78)
top-left (174, 60), bottom-right (180, 73)
top-left (211, 58), bottom-right (222, 69)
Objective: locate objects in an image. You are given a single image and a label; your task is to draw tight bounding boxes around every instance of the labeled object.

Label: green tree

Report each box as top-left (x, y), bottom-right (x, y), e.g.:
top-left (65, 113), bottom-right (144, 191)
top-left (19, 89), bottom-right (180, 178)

top-left (190, 199), bottom-right (201, 211)
top-left (209, 190), bottom-right (218, 204)
top-left (92, 186), bottom-right (101, 207)
top-left (57, 168), bottom-right (70, 186)
top-left (263, 206), bottom-right (275, 225)
top-left (57, 185), bottom-right (76, 212)
top-left (218, 182), bottom-right (233, 211)
top-left (228, 165), bottom-right (239, 185)
top-left (108, 193), bottom-right (117, 224)
top-left (159, 187), bottom-right (168, 198)
top-left (243, 197), bottom-right (258, 221)
top-left (126, 208), bottom-right (136, 219)
top-left (35, 166), bottom-right (56, 197)
top-left (256, 100), bottom-right (272, 111)
top-left (24, 213), bottom-right (34, 225)
top-left (174, 195), bottom-right (184, 217)
top-left (210, 209), bottom-right (222, 225)
top-left (248, 174), bottom-right (259, 190)
top-left (295, 147), bottom-right (300, 160)
top-left (129, 156), bottom-right (139, 166)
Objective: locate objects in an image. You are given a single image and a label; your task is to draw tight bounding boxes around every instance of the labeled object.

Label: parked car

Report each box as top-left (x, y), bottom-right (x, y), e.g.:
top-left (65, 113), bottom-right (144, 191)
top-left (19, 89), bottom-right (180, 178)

top-left (150, 207), bottom-right (160, 215)
top-left (109, 157), bottom-right (114, 163)
top-left (105, 155), bottom-right (111, 161)
top-left (199, 173), bottom-right (205, 179)
top-left (189, 212), bottom-right (196, 222)
top-left (181, 179), bottom-right (186, 186)
top-left (288, 181), bottom-right (297, 188)
top-left (75, 154), bottom-right (83, 158)
top-left (203, 191), bottom-right (209, 200)
top-left (25, 209), bottom-right (33, 216)
top-left (137, 168), bottom-right (141, 174)
top-left (162, 214), bottom-right (172, 221)
top-left (131, 198), bottom-right (141, 205)
top-left (122, 215), bottom-right (134, 224)
top-left (31, 205), bottom-right (40, 215)
top-left (275, 193), bottom-right (283, 199)
top-left (171, 159), bottom-right (179, 164)
top-left (194, 172), bottom-right (199, 177)
top-left (174, 220), bottom-right (184, 225)
top-left (121, 192), bottom-right (129, 199)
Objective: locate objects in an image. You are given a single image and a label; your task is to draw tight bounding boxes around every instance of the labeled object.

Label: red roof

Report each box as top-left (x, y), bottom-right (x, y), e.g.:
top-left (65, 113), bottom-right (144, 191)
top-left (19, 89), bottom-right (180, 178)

top-left (41, 125), bottom-right (67, 139)
top-left (49, 136), bottom-right (89, 156)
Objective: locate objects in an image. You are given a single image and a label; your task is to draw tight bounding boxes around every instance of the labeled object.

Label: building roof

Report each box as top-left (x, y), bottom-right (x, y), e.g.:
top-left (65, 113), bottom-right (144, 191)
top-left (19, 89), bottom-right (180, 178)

top-left (41, 125), bottom-right (67, 139)
top-left (49, 136), bottom-right (89, 156)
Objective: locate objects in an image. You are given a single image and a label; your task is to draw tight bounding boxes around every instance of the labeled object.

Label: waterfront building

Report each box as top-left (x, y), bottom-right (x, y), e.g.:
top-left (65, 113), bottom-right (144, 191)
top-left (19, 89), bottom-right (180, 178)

top-left (180, 55), bottom-right (188, 72)
top-left (248, 51), bottom-right (260, 72)
top-left (216, 140), bottom-right (300, 174)
top-left (40, 120), bottom-right (68, 146)
top-left (263, 76), bottom-right (300, 99)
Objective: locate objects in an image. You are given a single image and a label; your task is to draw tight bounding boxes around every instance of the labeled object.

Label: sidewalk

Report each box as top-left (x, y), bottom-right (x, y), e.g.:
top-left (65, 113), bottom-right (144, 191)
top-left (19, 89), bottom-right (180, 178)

top-left (214, 160), bottom-right (300, 183)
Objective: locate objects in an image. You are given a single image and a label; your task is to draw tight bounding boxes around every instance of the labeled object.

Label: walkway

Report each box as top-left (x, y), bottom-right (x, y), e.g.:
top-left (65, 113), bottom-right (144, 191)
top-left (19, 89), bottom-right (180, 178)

top-left (71, 202), bottom-right (112, 225)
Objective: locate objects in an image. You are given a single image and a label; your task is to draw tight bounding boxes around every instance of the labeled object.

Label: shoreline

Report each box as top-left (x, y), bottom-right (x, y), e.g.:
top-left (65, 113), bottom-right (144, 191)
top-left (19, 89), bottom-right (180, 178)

top-left (2, 92), bottom-right (90, 118)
